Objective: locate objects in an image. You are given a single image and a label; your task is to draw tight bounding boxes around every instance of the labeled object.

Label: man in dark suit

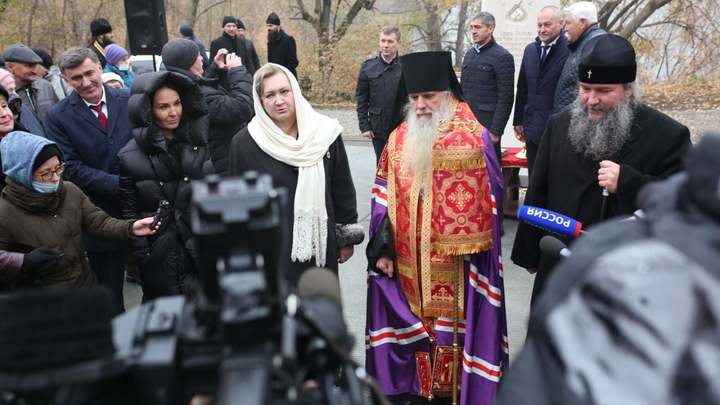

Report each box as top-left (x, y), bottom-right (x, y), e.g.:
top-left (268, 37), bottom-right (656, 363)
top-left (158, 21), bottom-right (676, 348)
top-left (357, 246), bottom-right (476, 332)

top-left (45, 47), bottom-right (133, 313)
top-left (461, 12), bottom-right (515, 161)
top-left (513, 6), bottom-right (569, 176)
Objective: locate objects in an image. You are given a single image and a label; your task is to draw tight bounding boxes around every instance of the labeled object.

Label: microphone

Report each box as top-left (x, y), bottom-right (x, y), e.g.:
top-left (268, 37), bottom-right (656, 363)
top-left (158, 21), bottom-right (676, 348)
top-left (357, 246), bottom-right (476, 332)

top-left (517, 205), bottom-right (584, 238)
top-left (297, 268), bottom-right (343, 308)
top-left (539, 236), bottom-right (571, 260)
top-left (297, 268), bottom-right (352, 353)
top-left (281, 268), bottom-right (351, 365)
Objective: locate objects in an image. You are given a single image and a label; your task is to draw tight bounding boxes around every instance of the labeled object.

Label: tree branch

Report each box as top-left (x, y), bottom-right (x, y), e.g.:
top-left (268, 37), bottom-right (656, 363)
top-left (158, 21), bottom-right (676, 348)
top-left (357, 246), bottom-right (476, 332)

top-left (195, 0), bottom-right (228, 22)
top-left (295, 0), bottom-right (320, 28)
top-left (607, 0), bottom-right (642, 32)
top-left (330, 0), bottom-right (376, 44)
top-left (619, 0), bottom-right (673, 38)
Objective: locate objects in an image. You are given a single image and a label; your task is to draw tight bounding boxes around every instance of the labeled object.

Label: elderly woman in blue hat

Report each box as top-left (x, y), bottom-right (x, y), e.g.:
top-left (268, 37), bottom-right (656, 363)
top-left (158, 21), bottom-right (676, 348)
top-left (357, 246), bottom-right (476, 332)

top-left (0, 131), bottom-right (156, 289)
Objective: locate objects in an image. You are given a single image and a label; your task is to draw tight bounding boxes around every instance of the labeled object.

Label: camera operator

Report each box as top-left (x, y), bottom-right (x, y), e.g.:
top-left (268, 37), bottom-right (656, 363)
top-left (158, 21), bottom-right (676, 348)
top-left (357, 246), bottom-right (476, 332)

top-left (161, 39), bottom-right (253, 176)
top-left (496, 133), bottom-right (720, 404)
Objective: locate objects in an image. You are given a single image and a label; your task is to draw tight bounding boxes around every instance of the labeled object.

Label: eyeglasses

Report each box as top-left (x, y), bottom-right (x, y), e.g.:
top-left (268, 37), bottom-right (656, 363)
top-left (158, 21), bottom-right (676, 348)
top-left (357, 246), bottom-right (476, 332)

top-left (35, 163), bottom-right (65, 182)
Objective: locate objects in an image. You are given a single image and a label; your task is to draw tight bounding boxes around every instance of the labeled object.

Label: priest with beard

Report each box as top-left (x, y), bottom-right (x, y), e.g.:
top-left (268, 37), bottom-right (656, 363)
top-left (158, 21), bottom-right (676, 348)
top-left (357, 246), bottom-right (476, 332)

top-left (365, 51), bottom-right (508, 405)
top-left (511, 34), bottom-right (691, 305)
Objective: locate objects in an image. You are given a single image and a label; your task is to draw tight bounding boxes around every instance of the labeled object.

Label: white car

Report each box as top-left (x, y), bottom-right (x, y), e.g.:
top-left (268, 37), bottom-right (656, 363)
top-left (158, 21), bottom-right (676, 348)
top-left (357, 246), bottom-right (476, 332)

top-left (128, 55), bottom-right (163, 75)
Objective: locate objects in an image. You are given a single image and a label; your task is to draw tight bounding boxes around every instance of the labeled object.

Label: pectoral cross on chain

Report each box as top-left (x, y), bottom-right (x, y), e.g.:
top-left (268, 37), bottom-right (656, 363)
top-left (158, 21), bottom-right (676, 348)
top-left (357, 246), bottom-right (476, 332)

top-left (587, 69), bottom-right (592, 79)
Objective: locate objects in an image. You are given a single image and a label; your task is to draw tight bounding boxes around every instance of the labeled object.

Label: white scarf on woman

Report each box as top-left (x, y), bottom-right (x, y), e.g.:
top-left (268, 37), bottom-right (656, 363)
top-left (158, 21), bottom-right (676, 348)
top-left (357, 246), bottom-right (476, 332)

top-left (247, 64), bottom-right (342, 266)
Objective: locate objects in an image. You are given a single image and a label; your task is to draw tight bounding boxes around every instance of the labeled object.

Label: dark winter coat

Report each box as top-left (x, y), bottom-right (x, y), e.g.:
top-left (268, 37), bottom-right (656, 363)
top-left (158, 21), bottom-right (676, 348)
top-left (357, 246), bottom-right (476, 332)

top-left (355, 53), bottom-right (407, 141)
top-left (16, 78), bottom-right (59, 124)
top-left (45, 84), bottom-right (133, 252)
top-left (268, 30), bottom-right (299, 77)
top-left (461, 38), bottom-right (515, 137)
top-left (553, 24), bottom-right (605, 113)
top-left (166, 64), bottom-right (253, 175)
top-left (118, 71), bottom-right (212, 299)
top-left (229, 129), bottom-right (359, 284)
top-left (209, 33), bottom-right (261, 75)
top-left (513, 34), bottom-right (570, 145)
top-left (0, 181), bottom-right (131, 288)
top-left (511, 103), bottom-right (691, 299)
top-left (17, 103), bottom-right (45, 137)
top-left (0, 132), bottom-right (132, 288)
top-left (190, 37), bottom-right (211, 69)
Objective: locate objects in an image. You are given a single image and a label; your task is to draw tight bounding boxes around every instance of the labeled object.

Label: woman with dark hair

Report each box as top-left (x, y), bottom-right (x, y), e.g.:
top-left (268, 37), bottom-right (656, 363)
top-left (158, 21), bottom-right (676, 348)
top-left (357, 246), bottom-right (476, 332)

top-left (117, 71), bottom-right (212, 300)
top-left (228, 63), bottom-right (363, 284)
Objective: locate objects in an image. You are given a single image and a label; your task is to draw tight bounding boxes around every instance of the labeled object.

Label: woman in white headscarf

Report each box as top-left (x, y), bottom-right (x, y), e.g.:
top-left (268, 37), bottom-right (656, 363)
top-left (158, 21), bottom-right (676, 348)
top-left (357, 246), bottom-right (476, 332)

top-left (228, 63), bottom-right (363, 283)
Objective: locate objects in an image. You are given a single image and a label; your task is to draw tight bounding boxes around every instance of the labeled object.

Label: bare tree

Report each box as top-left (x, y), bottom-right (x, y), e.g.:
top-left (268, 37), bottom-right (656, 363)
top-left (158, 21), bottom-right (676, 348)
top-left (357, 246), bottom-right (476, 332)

top-left (453, 0), bottom-right (469, 69)
top-left (293, 0), bottom-right (376, 102)
top-left (597, 0), bottom-right (674, 38)
top-left (189, 0), bottom-right (228, 28)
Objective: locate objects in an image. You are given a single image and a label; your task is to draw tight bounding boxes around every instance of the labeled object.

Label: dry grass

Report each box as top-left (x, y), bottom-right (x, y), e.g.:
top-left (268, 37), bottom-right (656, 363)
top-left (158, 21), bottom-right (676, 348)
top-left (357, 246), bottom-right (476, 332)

top-left (642, 78), bottom-right (720, 111)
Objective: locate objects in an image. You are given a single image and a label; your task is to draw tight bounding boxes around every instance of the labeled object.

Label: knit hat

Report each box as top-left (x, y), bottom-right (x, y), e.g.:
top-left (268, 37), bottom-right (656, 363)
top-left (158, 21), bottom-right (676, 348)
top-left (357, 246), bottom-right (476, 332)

top-left (101, 72), bottom-right (124, 87)
top-left (0, 68), bottom-right (14, 91)
top-left (104, 44), bottom-right (128, 66)
top-left (31, 48), bottom-right (53, 70)
top-left (222, 16), bottom-right (237, 27)
top-left (161, 39), bottom-right (199, 71)
top-left (90, 18), bottom-right (112, 37)
top-left (236, 19), bottom-right (246, 30)
top-left (266, 12), bottom-right (281, 25)
top-left (179, 24), bottom-right (194, 37)
top-left (578, 34), bottom-right (636, 84)
top-left (32, 144), bottom-right (62, 171)
top-left (2, 44), bottom-right (42, 64)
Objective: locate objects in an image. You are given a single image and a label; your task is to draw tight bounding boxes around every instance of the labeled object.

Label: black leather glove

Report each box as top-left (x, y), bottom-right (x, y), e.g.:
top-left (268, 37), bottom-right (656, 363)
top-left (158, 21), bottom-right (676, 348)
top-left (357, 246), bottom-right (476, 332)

top-left (20, 248), bottom-right (64, 275)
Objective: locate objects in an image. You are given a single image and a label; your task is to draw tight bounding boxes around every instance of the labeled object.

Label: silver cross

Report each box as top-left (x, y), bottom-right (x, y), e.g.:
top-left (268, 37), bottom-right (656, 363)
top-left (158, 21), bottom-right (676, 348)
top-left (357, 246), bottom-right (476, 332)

top-left (587, 69), bottom-right (592, 78)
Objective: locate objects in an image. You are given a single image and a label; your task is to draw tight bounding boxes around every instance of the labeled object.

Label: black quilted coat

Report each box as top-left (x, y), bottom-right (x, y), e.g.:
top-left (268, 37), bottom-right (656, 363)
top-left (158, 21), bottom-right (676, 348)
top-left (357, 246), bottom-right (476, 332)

top-left (118, 71), bottom-right (213, 300)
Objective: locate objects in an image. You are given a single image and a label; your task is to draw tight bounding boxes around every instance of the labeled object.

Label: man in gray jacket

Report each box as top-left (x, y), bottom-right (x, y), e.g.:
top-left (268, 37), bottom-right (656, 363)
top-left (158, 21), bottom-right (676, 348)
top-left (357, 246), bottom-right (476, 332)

top-left (3, 44), bottom-right (59, 124)
top-left (461, 12), bottom-right (515, 161)
top-left (553, 1), bottom-right (605, 112)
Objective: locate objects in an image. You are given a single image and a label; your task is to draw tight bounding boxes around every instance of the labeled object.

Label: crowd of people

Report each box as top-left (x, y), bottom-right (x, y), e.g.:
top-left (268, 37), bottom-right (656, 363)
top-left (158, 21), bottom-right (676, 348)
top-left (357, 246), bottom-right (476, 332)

top-left (0, 2), bottom-right (716, 405)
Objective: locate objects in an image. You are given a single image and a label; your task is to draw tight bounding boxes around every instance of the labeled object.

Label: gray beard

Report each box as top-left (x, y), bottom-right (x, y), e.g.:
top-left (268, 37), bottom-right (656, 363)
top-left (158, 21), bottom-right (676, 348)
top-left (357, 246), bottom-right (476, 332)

top-left (567, 97), bottom-right (636, 161)
top-left (403, 100), bottom-right (453, 177)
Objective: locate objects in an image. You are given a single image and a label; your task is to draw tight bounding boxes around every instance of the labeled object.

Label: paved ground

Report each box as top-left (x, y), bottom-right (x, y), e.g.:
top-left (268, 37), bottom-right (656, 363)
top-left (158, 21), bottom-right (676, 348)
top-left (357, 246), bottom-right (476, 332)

top-left (123, 140), bottom-right (535, 367)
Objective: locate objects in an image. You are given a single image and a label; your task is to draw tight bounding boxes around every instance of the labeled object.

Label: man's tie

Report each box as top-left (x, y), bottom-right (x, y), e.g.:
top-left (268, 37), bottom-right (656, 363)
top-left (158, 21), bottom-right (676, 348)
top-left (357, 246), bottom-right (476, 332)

top-left (540, 45), bottom-right (550, 64)
top-left (90, 102), bottom-right (108, 129)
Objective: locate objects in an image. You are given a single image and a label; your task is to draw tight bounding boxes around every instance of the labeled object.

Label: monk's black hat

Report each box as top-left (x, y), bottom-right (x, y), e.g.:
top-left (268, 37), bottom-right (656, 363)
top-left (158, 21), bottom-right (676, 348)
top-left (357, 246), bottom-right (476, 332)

top-left (578, 34), bottom-right (636, 84)
top-left (400, 51), bottom-right (463, 99)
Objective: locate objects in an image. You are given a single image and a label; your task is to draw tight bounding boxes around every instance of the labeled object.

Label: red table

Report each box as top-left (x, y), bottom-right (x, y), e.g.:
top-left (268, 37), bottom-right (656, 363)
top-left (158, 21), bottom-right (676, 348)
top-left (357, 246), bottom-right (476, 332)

top-left (500, 147), bottom-right (527, 217)
top-left (501, 147), bottom-right (528, 168)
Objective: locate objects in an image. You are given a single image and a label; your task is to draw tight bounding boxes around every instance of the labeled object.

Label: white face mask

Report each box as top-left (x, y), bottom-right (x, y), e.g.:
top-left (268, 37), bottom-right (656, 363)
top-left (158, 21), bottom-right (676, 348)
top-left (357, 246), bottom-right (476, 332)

top-left (117, 63), bottom-right (130, 71)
